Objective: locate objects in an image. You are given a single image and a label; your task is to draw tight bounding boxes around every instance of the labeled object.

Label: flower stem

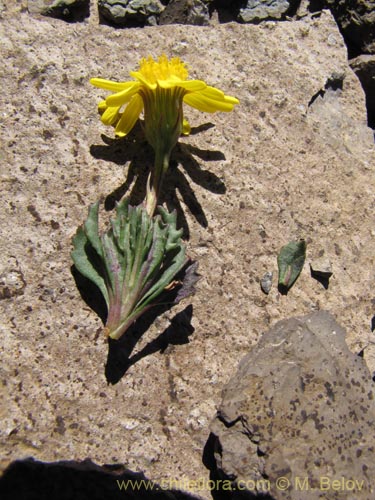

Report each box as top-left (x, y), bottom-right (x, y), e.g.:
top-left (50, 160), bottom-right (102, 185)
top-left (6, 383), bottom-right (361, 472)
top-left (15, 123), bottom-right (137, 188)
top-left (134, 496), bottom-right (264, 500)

top-left (146, 148), bottom-right (171, 217)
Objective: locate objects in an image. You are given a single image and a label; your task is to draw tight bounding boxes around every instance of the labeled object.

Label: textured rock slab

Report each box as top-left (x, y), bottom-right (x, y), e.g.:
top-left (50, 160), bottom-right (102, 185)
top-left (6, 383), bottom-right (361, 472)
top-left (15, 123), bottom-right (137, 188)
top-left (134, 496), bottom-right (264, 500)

top-left (210, 311), bottom-right (375, 499)
top-left (1, 8), bottom-right (375, 500)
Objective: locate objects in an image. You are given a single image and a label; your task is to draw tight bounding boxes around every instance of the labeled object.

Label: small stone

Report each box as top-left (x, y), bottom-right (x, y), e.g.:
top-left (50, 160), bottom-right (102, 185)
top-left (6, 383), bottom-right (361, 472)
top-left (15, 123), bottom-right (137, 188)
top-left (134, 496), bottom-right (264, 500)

top-left (310, 257), bottom-right (333, 278)
top-left (0, 258), bottom-right (26, 300)
top-left (239, 0), bottom-right (292, 23)
top-left (98, 0), bottom-right (165, 26)
top-left (260, 271), bottom-right (273, 294)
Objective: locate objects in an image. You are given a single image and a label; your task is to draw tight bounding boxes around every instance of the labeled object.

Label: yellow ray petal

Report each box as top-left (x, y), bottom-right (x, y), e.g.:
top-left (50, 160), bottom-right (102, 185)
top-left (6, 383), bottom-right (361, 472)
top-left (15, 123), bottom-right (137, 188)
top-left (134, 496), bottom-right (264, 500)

top-left (158, 78), bottom-right (207, 91)
top-left (90, 78), bottom-right (135, 92)
top-left (114, 94), bottom-right (144, 137)
top-left (183, 91), bottom-right (238, 113)
top-left (182, 118), bottom-right (191, 136)
top-left (129, 71), bottom-right (157, 90)
top-left (101, 105), bottom-right (121, 126)
top-left (106, 83), bottom-right (141, 107)
top-left (199, 86), bottom-right (225, 99)
top-left (200, 86), bottom-right (239, 104)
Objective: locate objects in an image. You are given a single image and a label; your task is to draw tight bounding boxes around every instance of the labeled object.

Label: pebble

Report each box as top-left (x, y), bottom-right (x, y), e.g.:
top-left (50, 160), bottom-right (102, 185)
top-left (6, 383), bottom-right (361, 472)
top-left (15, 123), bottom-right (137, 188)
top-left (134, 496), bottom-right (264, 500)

top-left (310, 257), bottom-right (333, 278)
top-left (260, 271), bottom-right (273, 294)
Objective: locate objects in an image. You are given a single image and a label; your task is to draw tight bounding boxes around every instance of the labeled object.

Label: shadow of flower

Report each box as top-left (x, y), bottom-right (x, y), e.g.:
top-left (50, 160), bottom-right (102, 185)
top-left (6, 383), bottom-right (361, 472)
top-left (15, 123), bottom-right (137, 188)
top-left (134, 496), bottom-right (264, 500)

top-left (89, 122), bottom-right (226, 239)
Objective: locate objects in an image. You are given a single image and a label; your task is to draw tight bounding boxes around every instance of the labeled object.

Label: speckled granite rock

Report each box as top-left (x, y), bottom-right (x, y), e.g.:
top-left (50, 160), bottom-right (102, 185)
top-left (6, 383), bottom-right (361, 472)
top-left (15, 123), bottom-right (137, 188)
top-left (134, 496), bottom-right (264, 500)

top-left (209, 312), bottom-right (375, 499)
top-left (1, 8), bottom-right (375, 500)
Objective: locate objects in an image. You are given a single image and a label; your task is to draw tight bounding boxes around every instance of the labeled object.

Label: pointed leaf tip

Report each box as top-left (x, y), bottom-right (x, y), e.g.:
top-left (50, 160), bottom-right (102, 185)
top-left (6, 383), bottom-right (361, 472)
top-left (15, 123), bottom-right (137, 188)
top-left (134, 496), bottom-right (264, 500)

top-left (277, 240), bottom-right (306, 292)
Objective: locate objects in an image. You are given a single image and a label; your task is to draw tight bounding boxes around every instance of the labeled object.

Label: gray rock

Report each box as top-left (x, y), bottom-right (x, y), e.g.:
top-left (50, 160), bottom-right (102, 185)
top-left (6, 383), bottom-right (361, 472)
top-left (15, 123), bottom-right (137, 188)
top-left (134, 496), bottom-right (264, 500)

top-left (239, 0), bottom-right (296, 23)
top-left (313, 1), bottom-right (375, 55)
top-left (186, 0), bottom-right (211, 25)
top-left (260, 271), bottom-right (273, 294)
top-left (98, 0), bottom-right (165, 26)
top-left (209, 312), bottom-right (375, 498)
top-left (159, 0), bottom-right (211, 26)
top-left (28, 0), bottom-right (89, 21)
top-left (310, 257), bottom-right (333, 278)
top-left (350, 54), bottom-right (375, 129)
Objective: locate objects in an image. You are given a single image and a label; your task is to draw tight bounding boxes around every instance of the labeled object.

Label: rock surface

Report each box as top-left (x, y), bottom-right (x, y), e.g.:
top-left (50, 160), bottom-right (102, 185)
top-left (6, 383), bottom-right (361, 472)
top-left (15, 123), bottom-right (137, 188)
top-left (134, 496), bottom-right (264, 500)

top-left (209, 311), bottom-right (375, 499)
top-left (1, 7), bottom-right (375, 500)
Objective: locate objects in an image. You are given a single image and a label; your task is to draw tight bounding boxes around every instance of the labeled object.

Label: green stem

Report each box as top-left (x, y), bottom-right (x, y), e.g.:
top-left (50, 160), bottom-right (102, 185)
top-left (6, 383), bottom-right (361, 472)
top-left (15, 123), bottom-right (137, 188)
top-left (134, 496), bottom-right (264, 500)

top-left (145, 148), bottom-right (171, 217)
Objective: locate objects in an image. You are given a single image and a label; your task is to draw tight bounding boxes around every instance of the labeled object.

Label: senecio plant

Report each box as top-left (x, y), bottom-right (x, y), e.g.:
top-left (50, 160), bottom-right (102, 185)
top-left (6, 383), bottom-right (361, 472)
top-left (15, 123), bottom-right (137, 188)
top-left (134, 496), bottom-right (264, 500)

top-left (72, 55), bottom-right (239, 340)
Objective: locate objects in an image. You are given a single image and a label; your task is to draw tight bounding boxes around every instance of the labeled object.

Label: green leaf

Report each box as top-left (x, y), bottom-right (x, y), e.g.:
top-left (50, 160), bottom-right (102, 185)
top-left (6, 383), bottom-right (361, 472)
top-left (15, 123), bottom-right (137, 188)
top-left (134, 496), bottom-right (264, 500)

top-left (137, 245), bottom-right (187, 309)
top-left (277, 240), bottom-right (306, 291)
top-left (72, 200), bottom-right (193, 341)
top-left (71, 225), bottom-right (110, 307)
top-left (84, 202), bottom-right (103, 258)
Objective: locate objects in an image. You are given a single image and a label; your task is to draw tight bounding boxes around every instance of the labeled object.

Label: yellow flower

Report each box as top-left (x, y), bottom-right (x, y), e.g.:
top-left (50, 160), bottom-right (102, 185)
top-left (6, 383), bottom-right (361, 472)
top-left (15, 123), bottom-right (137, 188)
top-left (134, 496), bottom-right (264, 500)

top-left (90, 54), bottom-right (239, 150)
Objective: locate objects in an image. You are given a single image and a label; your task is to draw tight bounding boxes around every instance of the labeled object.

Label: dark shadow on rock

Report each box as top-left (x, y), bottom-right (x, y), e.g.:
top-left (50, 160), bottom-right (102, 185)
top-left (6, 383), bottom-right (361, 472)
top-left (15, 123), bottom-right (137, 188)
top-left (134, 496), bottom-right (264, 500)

top-left (202, 433), bottom-right (275, 500)
top-left (42, 1), bottom-right (90, 22)
top-left (0, 458), bottom-right (200, 500)
top-left (277, 284), bottom-right (289, 296)
top-left (71, 236), bottom-right (198, 385)
top-left (310, 270), bottom-right (330, 290)
top-left (105, 305), bottom-right (194, 384)
top-left (71, 265), bottom-right (107, 324)
top-left (90, 123), bottom-right (151, 211)
top-left (90, 123), bottom-right (226, 239)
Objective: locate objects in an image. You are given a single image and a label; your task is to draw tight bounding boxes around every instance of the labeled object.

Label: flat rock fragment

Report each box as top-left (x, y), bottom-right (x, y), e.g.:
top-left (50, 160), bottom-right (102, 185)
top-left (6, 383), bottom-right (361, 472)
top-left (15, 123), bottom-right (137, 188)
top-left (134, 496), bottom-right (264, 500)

top-left (260, 271), bottom-right (273, 294)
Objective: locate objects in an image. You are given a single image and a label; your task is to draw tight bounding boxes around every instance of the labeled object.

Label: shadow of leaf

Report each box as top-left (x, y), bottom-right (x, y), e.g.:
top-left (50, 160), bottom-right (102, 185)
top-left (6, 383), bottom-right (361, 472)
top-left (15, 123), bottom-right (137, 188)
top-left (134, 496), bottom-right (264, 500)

top-left (105, 305), bottom-right (194, 385)
top-left (71, 265), bottom-right (107, 324)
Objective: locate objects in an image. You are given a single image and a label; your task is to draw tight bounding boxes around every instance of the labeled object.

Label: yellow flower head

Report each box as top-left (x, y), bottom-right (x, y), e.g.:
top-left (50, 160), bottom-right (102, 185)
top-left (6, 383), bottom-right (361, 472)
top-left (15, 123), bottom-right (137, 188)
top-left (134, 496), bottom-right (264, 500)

top-left (90, 55), bottom-right (239, 153)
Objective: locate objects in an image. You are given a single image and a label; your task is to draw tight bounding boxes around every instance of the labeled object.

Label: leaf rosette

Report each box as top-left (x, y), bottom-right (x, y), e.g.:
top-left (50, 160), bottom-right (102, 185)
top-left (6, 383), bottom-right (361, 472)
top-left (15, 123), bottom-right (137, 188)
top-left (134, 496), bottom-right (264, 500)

top-left (72, 199), bottom-right (196, 340)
